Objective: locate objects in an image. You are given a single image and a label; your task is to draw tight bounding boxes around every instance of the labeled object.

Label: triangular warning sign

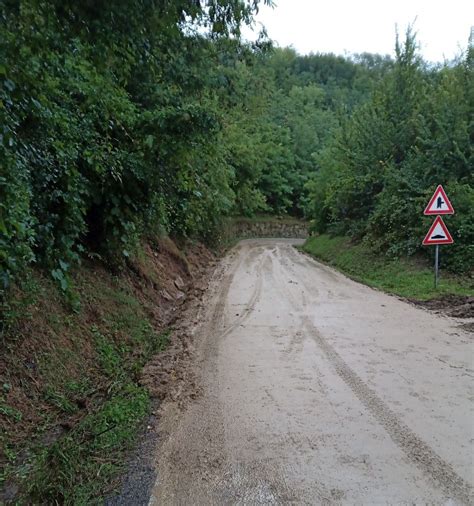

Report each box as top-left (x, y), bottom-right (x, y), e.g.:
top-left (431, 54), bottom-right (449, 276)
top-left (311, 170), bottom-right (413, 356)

top-left (424, 185), bottom-right (454, 215)
top-left (422, 216), bottom-right (454, 245)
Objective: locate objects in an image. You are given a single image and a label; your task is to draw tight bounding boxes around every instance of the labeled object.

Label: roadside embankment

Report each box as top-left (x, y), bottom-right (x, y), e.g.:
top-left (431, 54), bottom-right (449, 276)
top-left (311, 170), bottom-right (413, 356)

top-left (0, 238), bottom-right (216, 504)
top-left (302, 234), bottom-right (473, 317)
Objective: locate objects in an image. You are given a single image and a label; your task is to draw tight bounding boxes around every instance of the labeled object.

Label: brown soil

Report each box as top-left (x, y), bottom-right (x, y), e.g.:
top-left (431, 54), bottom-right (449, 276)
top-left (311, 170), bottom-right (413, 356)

top-left (0, 237), bottom-right (216, 503)
top-left (412, 295), bottom-right (474, 318)
top-left (139, 241), bottom-right (217, 405)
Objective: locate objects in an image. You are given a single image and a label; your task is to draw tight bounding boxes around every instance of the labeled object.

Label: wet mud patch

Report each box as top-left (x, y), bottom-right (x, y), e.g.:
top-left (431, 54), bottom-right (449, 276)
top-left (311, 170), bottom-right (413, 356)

top-left (457, 321), bottom-right (474, 333)
top-left (411, 295), bottom-right (474, 318)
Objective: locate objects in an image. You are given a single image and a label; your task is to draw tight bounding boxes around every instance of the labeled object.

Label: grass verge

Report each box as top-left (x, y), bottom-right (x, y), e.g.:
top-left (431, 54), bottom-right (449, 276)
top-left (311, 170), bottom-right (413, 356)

top-left (302, 235), bottom-right (473, 300)
top-left (28, 383), bottom-right (150, 505)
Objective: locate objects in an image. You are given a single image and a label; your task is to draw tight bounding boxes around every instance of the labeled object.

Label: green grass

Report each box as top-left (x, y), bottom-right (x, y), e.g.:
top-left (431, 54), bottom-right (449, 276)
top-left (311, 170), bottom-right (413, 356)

top-left (24, 303), bottom-right (170, 504)
top-left (25, 322), bottom-right (170, 504)
top-left (302, 235), bottom-right (473, 300)
top-left (0, 401), bottom-right (23, 422)
top-left (2, 275), bottom-right (172, 504)
top-left (28, 383), bottom-right (149, 505)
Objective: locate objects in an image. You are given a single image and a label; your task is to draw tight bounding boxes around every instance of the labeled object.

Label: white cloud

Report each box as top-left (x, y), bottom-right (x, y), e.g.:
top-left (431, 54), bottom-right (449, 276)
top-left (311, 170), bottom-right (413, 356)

top-left (243, 0), bottom-right (473, 62)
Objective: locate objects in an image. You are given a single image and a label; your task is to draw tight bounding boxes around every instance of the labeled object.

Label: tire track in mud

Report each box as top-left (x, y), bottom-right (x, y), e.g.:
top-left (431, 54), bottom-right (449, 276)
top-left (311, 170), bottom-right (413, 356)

top-left (207, 248), bottom-right (245, 327)
top-left (150, 245), bottom-right (267, 506)
top-left (284, 245), bottom-right (345, 301)
top-left (199, 248), bottom-right (289, 504)
top-left (302, 315), bottom-right (473, 505)
top-left (260, 247), bottom-right (311, 358)
top-left (286, 244), bottom-right (342, 284)
top-left (273, 244), bottom-right (322, 301)
top-left (274, 244), bottom-right (472, 503)
top-left (270, 247), bottom-right (321, 321)
top-left (208, 245), bottom-right (264, 334)
top-left (214, 252), bottom-right (265, 341)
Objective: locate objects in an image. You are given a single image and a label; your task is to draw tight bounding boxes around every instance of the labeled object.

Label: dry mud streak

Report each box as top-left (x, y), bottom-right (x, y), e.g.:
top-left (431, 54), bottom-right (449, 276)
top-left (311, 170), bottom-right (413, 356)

top-left (149, 239), bottom-right (474, 505)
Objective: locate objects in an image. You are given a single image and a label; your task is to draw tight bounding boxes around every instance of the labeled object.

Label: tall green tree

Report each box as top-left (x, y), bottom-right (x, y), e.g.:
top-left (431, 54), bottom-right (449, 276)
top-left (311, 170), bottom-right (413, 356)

top-left (307, 30), bottom-right (473, 272)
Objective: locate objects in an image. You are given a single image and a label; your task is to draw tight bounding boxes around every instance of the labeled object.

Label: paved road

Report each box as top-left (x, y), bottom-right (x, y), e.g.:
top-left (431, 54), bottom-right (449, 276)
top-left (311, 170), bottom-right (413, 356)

top-left (149, 239), bottom-right (473, 505)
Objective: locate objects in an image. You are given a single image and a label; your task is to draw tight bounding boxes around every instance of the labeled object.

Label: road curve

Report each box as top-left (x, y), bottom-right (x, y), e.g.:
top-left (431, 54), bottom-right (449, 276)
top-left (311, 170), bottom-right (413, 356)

top-left (149, 239), bottom-right (473, 505)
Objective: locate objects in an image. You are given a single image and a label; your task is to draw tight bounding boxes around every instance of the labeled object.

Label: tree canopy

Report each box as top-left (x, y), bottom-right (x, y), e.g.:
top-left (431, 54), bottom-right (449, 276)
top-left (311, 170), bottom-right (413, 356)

top-left (1, 2), bottom-right (472, 300)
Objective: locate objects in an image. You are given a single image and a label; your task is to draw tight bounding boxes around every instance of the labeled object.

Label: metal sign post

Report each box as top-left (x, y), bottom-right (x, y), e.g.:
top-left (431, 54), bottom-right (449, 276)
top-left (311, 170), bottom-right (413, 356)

top-left (422, 185), bottom-right (454, 290)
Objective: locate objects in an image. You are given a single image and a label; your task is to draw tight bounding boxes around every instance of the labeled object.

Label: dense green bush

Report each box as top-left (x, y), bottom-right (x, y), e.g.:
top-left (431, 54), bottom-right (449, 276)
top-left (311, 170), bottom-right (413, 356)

top-left (0, 1), bottom-right (271, 295)
top-left (307, 31), bottom-right (473, 273)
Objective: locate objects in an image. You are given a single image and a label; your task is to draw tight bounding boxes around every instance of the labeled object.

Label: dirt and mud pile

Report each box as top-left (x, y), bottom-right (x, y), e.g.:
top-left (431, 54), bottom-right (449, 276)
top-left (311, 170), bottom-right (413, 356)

top-left (412, 295), bottom-right (474, 318)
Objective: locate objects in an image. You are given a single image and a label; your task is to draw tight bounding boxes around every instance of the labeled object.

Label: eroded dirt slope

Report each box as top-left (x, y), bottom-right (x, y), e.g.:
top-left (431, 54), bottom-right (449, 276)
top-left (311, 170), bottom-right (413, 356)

top-left (149, 239), bottom-right (473, 505)
top-left (0, 237), bottom-right (215, 503)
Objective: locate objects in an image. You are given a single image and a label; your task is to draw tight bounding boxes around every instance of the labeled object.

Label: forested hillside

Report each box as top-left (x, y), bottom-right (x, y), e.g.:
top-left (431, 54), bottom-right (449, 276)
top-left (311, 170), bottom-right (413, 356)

top-left (307, 33), bottom-right (474, 273)
top-left (1, 0), bottom-right (473, 304)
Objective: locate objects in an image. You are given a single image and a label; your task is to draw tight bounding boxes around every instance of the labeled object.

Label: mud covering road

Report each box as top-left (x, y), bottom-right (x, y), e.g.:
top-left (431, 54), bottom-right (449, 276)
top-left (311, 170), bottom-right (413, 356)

top-left (148, 239), bottom-right (473, 505)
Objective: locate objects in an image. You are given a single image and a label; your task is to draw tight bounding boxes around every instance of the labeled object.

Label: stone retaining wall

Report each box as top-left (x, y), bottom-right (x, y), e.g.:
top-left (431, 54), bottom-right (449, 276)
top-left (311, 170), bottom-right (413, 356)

top-left (228, 219), bottom-right (309, 239)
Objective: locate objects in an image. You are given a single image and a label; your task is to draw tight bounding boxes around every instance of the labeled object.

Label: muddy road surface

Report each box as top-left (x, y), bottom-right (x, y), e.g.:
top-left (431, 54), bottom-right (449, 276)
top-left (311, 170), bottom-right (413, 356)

top-left (149, 239), bottom-right (473, 505)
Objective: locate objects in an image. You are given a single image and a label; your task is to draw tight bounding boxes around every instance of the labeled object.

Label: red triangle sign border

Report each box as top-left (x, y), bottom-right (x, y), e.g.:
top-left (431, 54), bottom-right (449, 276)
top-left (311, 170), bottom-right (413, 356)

top-left (424, 185), bottom-right (454, 215)
top-left (422, 216), bottom-right (454, 245)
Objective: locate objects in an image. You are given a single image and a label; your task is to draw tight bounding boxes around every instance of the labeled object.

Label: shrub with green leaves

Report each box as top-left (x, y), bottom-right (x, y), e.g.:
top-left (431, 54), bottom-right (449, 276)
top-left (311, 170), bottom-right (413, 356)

top-left (0, 0), bottom-right (273, 296)
top-left (306, 30), bottom-right (473, 273)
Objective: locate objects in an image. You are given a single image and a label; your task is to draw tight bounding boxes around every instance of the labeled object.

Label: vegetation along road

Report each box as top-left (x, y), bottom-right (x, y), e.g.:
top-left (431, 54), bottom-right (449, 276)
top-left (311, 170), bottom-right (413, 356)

top-left (149, 239), bottom-right (473, 505)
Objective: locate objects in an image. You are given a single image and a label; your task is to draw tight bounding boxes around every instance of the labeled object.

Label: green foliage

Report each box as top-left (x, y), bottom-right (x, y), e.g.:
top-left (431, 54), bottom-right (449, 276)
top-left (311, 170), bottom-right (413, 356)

top-left (220, 46), bottom-right (384, 218)
top-left (2, 3), bottom-right (472, 304)
top-left (307, 30), bottom-right (473, 273)
top-left (0, 0), bottom-right (272, 296)
top-left (0, 69), bottom-right (35, 293)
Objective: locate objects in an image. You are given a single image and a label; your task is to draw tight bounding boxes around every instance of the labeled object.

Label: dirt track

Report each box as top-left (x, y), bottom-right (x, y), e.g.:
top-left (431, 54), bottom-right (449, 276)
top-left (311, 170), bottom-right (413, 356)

top-left (148, 239), bottom-right (473, 505)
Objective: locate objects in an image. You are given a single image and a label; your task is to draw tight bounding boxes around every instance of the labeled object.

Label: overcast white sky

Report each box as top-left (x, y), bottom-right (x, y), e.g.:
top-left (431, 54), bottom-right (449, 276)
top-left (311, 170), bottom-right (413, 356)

top-left (242, 0), bottom-right (473, 62)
